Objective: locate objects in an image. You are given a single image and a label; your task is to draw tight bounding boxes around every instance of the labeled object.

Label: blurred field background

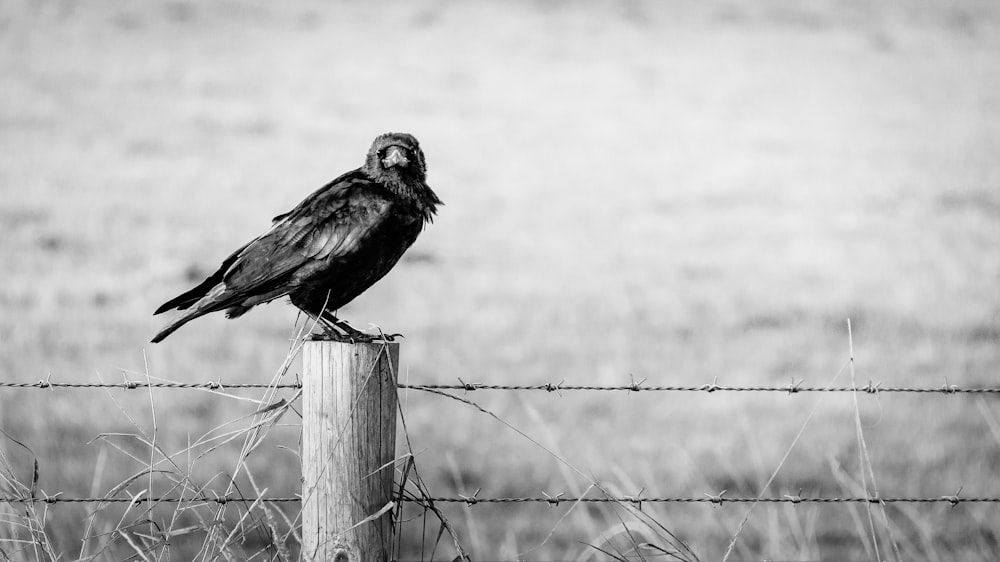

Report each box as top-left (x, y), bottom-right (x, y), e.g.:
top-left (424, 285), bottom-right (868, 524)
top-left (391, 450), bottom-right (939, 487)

top-left (2, 0), bottom-right (999, 559)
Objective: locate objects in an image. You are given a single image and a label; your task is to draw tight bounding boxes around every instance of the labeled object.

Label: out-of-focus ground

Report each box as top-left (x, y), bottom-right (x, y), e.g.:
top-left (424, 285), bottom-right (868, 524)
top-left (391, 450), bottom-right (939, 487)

top-left (1, 0), bottom-right (999, 559)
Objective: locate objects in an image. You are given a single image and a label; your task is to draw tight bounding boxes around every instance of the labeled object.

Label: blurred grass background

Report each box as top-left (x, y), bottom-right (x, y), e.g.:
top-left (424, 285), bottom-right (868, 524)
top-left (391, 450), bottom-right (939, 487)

top-left (1, 0), bottom-right (999, 559)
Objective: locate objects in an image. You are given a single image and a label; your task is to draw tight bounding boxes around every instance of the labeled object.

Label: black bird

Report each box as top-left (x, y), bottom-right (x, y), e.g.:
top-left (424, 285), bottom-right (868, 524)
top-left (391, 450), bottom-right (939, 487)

top-left (152, 132), bottom-right (441, 343)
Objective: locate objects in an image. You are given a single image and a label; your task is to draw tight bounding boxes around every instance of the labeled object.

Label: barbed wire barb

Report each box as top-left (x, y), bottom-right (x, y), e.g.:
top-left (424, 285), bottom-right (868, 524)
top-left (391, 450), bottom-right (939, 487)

top-left (699, 377), bottom-right (721, 393)
top-left (864, 380), bottom-right (881, 396)
top-left (458, 488), bottom-right (481, 506)
top-left (941, 376), bottom-right (959, 394)
top-left (704, 490), bottom-right (727, 506)
top-left (121, 372), bottom-right (139, 391)
top-left (786, 378), bottom-right (804, 395)
top-left (783, 489), bottom-right (804, 504)
top-left (943, 486), bottom-right (964, 508)
top-left (456, 377), bottom-right (480, 393)
top-left (628, 375), bottom-right (647, 393)
top-left (625, 487), bottom-right (646, 510)
top-left (541, 491), bottom-right (564, 507)
top-left (544, 380), bottom-right (564, 396)
top-left (36, 373), bottom-right (53, 391)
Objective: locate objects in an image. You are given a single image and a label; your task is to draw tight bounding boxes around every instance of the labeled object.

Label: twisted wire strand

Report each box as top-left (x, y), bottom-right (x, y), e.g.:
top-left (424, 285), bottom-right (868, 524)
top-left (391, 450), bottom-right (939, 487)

top-left (0, 381), bottom-right (300, 390)
top-left (1, 495), bottom-right (992, 506)
top-left (1, 380), bottom-right (997, 394)
top-left (399, 383), bottom-right (1000, 394)
top-left (0, 496), bottom-right (300, 504)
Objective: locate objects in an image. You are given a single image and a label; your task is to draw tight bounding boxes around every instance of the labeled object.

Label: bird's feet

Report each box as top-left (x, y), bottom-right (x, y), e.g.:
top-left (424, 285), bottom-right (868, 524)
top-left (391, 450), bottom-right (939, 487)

top-left (312, 331), bottom-right (401, 344)
top-left (311, 319), bottom-right (401, 344)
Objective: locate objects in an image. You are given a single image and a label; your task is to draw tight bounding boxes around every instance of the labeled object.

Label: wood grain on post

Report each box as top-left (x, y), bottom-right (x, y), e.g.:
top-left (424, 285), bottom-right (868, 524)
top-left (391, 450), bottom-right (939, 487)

top-left (301, 340), bottom-right (400, 562)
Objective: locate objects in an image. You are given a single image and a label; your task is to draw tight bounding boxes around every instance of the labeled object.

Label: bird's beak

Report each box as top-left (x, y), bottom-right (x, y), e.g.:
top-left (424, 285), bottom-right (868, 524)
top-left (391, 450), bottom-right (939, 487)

top-left (382, 146), bottom-right (409, 169)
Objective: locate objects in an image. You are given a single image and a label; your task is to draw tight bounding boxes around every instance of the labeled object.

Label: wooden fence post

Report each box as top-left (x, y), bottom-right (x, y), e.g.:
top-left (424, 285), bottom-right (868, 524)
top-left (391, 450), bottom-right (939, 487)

top-left (301, 340), bottom-right (400, 562)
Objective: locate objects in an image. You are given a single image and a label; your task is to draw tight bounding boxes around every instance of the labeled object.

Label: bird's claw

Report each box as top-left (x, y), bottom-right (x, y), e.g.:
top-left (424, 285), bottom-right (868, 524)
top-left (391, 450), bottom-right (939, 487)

top-left (311, 329), bottom-right (401, 344)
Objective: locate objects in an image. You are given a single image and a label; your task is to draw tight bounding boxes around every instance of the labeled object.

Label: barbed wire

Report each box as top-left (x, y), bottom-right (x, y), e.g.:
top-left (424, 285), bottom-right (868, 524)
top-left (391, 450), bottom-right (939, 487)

top-left (1, 494), bottom-right (995, 507)
top-left (0, 496), bottom-right (299, 505)
top-left (398, 380), bottom-right (1000, 395)
top-left (1, 378), bottom-right (998, 395)
top-left (0, 380), bottom-right (299, 390)
top-left (412, 495), bottom-right (999, 506)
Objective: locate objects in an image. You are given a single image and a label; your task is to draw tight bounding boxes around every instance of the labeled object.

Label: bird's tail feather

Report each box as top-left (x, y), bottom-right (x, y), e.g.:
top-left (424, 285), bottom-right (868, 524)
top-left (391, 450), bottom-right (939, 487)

top-left (151, 316), bottom-right (191, 343)
top-left (154, 278), bottom-right (217, 314)
top-left (155, 242), bottom-right (252, 316)
top-left (151, 284), bottom-right (231, 343)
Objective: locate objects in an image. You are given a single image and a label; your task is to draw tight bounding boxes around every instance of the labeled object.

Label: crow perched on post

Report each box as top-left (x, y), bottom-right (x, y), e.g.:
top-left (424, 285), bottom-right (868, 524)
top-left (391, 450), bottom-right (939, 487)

top-left (152, 132), bottom-right (441, 343)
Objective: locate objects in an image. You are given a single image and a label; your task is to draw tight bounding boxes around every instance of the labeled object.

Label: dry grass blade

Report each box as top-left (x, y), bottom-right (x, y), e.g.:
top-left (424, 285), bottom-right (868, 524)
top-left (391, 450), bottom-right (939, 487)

top-left (196, 319), bottom-right (313, 559)
top-left (26, 339), bottom-right (306, 560)
top-left (721, 357), bottom-right (851, 561)
top-left (396, 399), bottom-right (469, 560)
top-left (414, 387), bottom-right (697, 561)
top-left (0, 430), bottom-right (57, 562)
top-left (519, 484), bottom-right (596, 557)
top-left (846, 319), bottom-right (901, 561)
top-left (847, 320), bottom-right (882, 560)
top-left (578, 521), bottom-right (688, 562)
top-left (976, 397), bottom-right (1000, 449)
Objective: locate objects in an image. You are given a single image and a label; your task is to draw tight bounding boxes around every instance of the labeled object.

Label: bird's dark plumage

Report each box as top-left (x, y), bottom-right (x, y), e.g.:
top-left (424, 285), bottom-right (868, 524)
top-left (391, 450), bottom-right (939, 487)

top-left (152, 132), bottom-right (441, 343)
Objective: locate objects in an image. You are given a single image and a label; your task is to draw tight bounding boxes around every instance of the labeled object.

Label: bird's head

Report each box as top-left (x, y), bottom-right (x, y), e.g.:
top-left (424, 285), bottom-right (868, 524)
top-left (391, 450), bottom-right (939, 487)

top-left (363, 132), bottom-right (427, 186)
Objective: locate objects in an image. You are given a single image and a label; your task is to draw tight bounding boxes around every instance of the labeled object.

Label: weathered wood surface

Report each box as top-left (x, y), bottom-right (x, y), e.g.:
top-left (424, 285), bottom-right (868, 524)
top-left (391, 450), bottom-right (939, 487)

top-left (301, 340), bottom-right (400, 562)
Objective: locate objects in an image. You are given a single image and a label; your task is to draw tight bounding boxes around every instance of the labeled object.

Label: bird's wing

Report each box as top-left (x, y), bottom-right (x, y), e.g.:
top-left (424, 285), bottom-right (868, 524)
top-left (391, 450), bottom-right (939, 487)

top-left (219, 170), bottom-right (393, 296)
